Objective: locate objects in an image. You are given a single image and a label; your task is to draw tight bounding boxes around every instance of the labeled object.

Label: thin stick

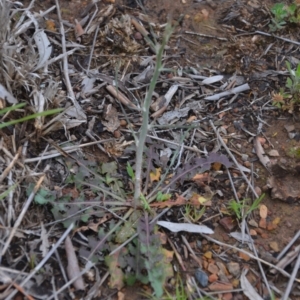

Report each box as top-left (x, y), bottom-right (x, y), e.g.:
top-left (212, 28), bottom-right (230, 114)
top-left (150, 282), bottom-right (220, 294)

top-left (55, 0), bottom-right (85, 119)
top-left (24, 139), bottom-right (114, 163)
top-left (277, 230), bottom-right (300, 260)
top-left (185, 30), bottom-right (228, 41)
top-left (0, 148), bottom-right (21, 183)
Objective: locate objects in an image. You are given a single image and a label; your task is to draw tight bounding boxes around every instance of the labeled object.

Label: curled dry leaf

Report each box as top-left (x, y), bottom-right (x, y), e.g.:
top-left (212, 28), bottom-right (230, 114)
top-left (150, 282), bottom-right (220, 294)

top-left (240, 270), bottom-right (264, 300)
top-left (65, 236), bottom-right (85, 291)
top-left (102, 104), bottom-right (120, 133)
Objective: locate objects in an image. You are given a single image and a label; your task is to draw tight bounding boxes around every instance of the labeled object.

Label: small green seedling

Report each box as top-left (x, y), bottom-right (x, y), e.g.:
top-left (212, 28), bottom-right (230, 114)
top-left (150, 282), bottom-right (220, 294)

top-left (269, 2), bottom-right (298, 32)
top-left (184, 205), bottom-right (206, 223)
top-left (156, 191), bottom-right (171, 202)
top-left (228, 194), bottom-right (265, 220)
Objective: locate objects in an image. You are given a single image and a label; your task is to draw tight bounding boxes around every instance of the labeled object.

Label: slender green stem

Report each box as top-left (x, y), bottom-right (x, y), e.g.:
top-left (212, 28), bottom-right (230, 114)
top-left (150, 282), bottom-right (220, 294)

top-left (133, 23), bottom-right (173, 206)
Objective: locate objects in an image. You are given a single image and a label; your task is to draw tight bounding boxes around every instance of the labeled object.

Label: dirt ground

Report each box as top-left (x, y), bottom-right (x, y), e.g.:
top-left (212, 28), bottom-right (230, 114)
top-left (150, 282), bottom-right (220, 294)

top-left (7, 0), bottom-right (300, 299)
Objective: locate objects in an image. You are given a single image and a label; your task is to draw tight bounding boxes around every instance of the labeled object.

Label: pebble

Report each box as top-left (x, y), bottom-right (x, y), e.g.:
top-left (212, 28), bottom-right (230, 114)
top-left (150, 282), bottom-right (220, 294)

top-left (269, 241), bottom-right (279, 252)
top-left (244, 161), bottom-right (251, 168)
top-left (208, 273), bottom-right (218, 283)
top-left (195, 268), bottom-right (208, 287)
top-left (120, 119), bottom-right (127, 126)
top-left (259, 218), bottom-right (267, 229)
top-left (134, 32), bottom-right (143, 40)
top-left (208, 263), bottom-right (219, 274)
top-left (208, 281), bottom-right (233, 291)
top-left (241, 154), bottom-right (248, 161)
top-left (219, 217), bottom-right (237, 232)
top-left (268, 149), bottom-right (280, 157)
top-left (255, 186), bottom-right (262, 196)
top-left (248, 219), bottom-right (258, 227)
top-left (114, 130), bottom-right (121, 138)
top-left (227, 262), bottom-right (240, 277)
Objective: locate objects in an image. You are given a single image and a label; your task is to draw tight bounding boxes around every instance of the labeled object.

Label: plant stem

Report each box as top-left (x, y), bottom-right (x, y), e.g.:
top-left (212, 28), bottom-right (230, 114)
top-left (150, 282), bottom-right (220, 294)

top-left (133, 23), bottom-right (173, 206)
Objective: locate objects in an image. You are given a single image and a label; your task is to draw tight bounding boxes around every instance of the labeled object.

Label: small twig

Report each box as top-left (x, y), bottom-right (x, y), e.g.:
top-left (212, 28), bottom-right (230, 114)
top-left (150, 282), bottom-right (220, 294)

top-left (24, 139), bottom-right (114, 163)
top-left (185, 30), bottom-right (228, 41)
top-left (277, 230), bottom-right (300, 260)
top-left (181, 235), bottom-right (202, 268)
top-left (167, 236), bottom-right (187, 272)
top-left (0, 147), bottom-right (21, 183)
top-left (87, 25), bottom-right (99, 73)
top-left (55, 0), bottom-right (86, 120)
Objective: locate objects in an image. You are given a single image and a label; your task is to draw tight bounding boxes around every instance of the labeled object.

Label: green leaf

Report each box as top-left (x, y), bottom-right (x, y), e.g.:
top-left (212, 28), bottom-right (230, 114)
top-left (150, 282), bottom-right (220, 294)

top-left (156, 191), bottom-right (171, 202)
top-left (34, 188), bottom-right (55, 205)
top-left (0, 103), bottom-right (26, 115)
top-left (286, 77), bottom-right (293, 89)
top-left (0, 108), bottom-right (63, 129)
top-left (126, 162), bottom-right (135, 181)
top-left (101, 161), bottom-right (117, 174)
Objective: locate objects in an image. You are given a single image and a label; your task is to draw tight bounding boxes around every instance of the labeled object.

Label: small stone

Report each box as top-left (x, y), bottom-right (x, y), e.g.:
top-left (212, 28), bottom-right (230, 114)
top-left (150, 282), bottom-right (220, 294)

top-left (267, 222), bottom-right (277, 231)
top-left (259, 218), bottom-right (267, 229)
top-left (202, 260), bottom-right (208, 269)
top-left (113, 130), bottom-right (121, 138)
top-left (134, 31), bottom-right (143, 40)
top-left (254, 186), bottom-right (262, 196)
top-left (208, 263), bottom-right (219, 274)
top-left (227, 262), bottom-right (240, 277)
top-left (216, 262), bottom-right (229, 276)
top-left (286, 221), bottom-right (292, 228)
top-left (248, 219), bottom-right (258, 227)
top-left (120, 119), bottom-right (127, 126)
top-left (241, 154), bottom-right (248, 161)
top-left (195, 268), bottom-right (208, 287)
top-left (268, 149), bottom-right (280, 157)
top-left (208, 281), bottom-right (233, 291)
top-left (279, 158), bottom-right (287, 165)
top-left (262, 185), bottom-right (269, 192)
top-left (219, 217), bottom-right (237, 232)
top-left (269, 241), bottom-right (279, 252)
top-left (239, 251), bottom-right (251, 261)
top-left (204, 251), bottom-right (212, 259)
top-left (257, 137), bottom-right (266, 145)
top-left (208, 273), bottom-right (218, 283)
top-left (232, 278), bottom-right (240, 288)
top-left (222, 293), bottom-right (233, 300)
top-left (259, 205), bottom-right (268, 219)
top-left (236, 143), bottom-right (241, 149)
top-left (261, 233), bottom-right (269, 239)
top-left (284, 124), bottom-right (295, 132)
top-left (249, 229), bottom-right (257, 236)
top-left (244, 161), bottom-right (251, 168)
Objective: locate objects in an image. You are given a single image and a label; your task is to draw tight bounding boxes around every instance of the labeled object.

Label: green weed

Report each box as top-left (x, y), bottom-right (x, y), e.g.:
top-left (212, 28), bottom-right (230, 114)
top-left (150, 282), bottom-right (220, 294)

top-left (269, 2), bottom-right (299, 32)
top-left (227, 194), bottom-right (265, 220)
